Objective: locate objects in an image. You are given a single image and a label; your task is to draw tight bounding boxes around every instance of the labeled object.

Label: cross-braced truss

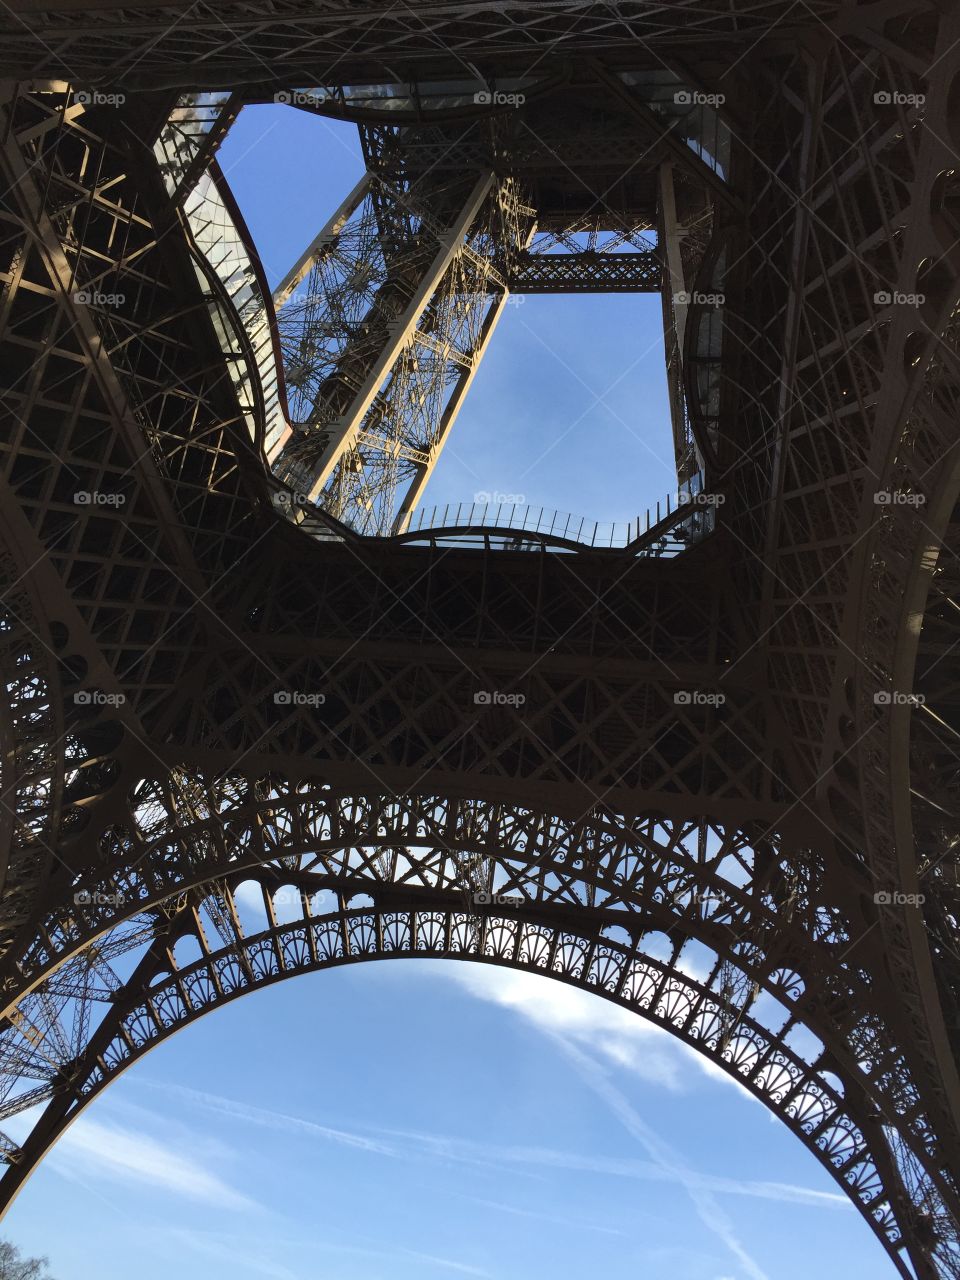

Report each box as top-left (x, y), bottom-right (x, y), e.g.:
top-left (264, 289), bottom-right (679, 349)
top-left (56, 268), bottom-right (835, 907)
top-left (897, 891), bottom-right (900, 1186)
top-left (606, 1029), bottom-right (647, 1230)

top-left (271, 158), bottom-right (529, 533)
top-left (0, 773), bottom-right (954, 1267)
top-left (0, 1), bottom-right (857, 91)
top-left (267, 101), bottom-right (682, 532)
top-left (0, 4), bottom-right (959, 1276)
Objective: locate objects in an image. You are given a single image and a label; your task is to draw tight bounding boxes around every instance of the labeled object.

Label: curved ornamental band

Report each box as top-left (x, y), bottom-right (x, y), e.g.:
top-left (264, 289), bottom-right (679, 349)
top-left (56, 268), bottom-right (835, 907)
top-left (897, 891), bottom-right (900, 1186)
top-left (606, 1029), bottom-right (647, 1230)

top-left (0, 3), bottom-right (957, 1278)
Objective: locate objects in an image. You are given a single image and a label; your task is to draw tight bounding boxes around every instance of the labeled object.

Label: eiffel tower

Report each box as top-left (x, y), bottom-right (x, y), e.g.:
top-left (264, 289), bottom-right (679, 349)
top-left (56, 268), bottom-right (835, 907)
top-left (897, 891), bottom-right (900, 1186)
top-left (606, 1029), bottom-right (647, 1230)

top-left (0, 4), bottom-right (958, 1275)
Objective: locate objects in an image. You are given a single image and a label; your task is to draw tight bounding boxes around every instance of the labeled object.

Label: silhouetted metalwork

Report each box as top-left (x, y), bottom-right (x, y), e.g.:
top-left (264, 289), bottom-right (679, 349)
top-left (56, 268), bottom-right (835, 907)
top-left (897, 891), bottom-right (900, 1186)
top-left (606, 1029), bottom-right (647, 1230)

top-left (0, 5), bottom-right (958, 1277)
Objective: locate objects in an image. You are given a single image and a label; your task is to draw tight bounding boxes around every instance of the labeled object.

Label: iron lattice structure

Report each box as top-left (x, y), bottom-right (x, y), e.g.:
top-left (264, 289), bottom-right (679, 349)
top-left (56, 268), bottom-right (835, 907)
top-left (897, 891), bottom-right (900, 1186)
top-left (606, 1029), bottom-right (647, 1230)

top-left (267, 97), bottom-right (680, 533)
top-left (0, 3), bottom-right (958, 1277)
top-left (271, 161), bottom-right (529, 533)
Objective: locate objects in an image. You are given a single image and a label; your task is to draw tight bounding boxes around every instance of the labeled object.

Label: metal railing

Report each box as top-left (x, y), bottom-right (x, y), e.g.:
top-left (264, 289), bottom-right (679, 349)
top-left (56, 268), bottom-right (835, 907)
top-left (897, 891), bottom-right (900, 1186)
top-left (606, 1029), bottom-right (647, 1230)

top-left (399, 478), bottom-right (719, 554)
top-left (166, 96), bottom-right (721, 561)
top-left (403, 501), bottom-right (641, 546)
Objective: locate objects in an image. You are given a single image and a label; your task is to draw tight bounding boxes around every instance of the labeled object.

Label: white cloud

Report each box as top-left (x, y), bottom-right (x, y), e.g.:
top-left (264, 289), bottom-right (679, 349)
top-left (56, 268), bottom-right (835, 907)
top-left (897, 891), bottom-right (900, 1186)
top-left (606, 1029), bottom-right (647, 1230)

top-left (378, 1123), bottom-right (847, 1211)
top-left (169, 1226), bottom-right (490, 1279)
top-left (45, 1114), bottom-right (257, 1211)
top-left (167, 1230), bottom-right (302, 1280)
top-left (232, 879), bottom-right (267, 912)
top-left (143, 1082), bottom-right (399, 1156)
top-left (397, 1249), bottom-right (490, 1277)
top-left (557, 1041), bottom-right (770, 1280)
top-left (414, 961), bottom-right (687, 1088)
top-left (462, 1194), bottom-right (627, 1237)
top-left (412, 960), bottom-right (757, 1099)
top-left (140, 1078), bottom-right (846, 1213)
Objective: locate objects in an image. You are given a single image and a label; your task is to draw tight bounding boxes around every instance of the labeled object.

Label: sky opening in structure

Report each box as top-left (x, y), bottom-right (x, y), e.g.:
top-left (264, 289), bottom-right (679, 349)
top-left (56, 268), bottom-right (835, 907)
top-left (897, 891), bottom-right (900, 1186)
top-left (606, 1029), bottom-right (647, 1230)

top-left (220, 104), bottom-right (677, 527)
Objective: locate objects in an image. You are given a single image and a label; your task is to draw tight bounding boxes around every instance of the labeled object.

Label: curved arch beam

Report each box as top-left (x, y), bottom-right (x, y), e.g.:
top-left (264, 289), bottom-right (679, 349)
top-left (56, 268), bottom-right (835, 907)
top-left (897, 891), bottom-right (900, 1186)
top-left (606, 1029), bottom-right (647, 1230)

top-left (0, 901), bottom-right (922, 1278)
top-left (2, 840), bottom-right (958, 1277)
top-left (0, 780), bottom-right (948, 1221)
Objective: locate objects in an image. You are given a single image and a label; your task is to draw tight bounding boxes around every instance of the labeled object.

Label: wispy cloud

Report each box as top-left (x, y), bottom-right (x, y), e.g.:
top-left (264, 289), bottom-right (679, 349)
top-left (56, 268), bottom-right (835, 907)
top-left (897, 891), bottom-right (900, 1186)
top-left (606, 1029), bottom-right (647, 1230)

top-left (48, 1116), bottom-right (258, 1211)
top-left (145, 1081), bottom-right (398, 1157)
top-left (168, 1226), bottom-right (491, 1279)
top-left (411, 960), bottom-right (761, 1104)
top-left (376, 1123), bottom-right (847, 1211)
top-left (556, 1040), bottom-right (770, 1280)
top-left (167, 1230), bottom-right (302, 1280)
top-left (408, 961), bottom-right (691, 1090)
top-left (461, 1194), bottom-right (627, 1237)
top-left (139, 1078), bottom-right (847, 1212)
top-left (397, 1249), bottom-right (490, 1277)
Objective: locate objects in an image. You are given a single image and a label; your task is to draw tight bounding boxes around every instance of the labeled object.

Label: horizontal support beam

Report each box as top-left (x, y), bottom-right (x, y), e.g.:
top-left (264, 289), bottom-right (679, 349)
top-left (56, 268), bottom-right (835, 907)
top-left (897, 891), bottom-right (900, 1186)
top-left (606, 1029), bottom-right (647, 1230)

top-left (508, 250), bottom-right (661, 293)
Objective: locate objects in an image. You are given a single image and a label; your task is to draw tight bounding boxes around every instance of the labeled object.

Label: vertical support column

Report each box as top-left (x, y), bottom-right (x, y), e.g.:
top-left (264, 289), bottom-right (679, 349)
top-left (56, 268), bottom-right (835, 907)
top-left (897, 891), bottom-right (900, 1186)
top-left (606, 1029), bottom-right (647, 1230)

top-left (392, 288), bottom-right (508, 534)
top-left (292, 172), bottom-right (495, 504)
top-left (272, 174), bottom-right (372, 311)
top-left (761, 48), bottom-right (822, 578)
top-left (659, 161), bottom-right (694, 479)
top-left (267, 175), bottom-right (372, 464)
top-left (661, 161), bottom-right (689, 353)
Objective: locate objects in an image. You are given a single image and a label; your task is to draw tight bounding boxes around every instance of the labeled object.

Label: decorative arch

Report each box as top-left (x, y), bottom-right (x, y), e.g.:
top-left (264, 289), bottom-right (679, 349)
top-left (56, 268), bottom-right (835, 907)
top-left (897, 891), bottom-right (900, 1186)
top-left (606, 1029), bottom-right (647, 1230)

top-left (0, 890), bottom-right (933, 1278)
top-left (0, 896), bottom-right (911, 1264)
top-left (0, 26), bottom-right (959, 1280)
top-left (0, 786), bottom-right (956, 1277)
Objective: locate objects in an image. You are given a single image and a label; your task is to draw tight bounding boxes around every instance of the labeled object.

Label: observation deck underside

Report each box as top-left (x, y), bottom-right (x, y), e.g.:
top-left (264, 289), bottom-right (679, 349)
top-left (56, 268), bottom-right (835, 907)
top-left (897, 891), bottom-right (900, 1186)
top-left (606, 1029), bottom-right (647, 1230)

top-left (0, 4), bottom-right (958, 1276)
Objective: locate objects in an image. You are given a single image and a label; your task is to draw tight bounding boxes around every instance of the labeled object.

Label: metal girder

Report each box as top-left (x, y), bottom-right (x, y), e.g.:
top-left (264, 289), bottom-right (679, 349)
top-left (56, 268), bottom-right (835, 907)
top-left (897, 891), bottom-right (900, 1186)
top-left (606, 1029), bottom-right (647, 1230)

top-left (714, 29), bottom-right (960, 1280)
top-left (1, 9), bottom-right (960, 1275)
top-left (0, 805), bottom-right (955, 1275)
top-left (507, 249), bottom-right (661, 292)
top-left (0, 2), bottom-right (854, 90)
top-left (266, 98), bottom-right (681, 529)
top-left (271, 163), bottom-right (527, 533)
top-left (0, 871), bottom-right (933, 1266)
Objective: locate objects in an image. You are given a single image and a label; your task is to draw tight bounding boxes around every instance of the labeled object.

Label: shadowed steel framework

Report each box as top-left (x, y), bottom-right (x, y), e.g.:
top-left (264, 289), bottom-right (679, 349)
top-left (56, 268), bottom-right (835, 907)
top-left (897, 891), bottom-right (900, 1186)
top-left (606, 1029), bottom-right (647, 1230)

top-left (0, 3), bottom-right (958, 1276)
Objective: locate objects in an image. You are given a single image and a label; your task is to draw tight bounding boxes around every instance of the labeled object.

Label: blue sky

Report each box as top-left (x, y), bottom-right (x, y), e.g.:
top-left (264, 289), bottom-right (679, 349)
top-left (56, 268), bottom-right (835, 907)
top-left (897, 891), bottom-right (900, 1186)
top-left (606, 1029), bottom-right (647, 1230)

top-left (222, 104), bottom-right (677, 525)
top-left (3, 105), bottom-right (890, 1278)
top-left (8, 962), bottom-right (888, 1279)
